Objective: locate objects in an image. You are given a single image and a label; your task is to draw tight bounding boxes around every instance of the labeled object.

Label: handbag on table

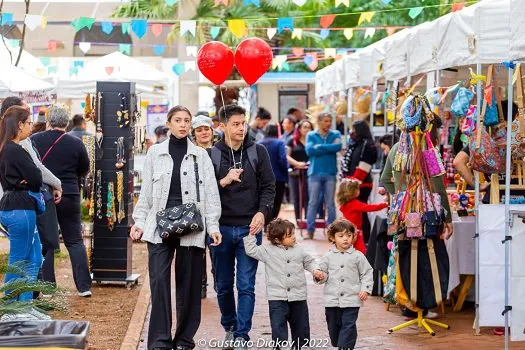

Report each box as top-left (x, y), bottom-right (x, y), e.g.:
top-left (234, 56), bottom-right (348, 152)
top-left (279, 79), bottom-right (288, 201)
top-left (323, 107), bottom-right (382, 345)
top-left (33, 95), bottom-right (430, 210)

top-left (156, 155), bottom-right (204, 241)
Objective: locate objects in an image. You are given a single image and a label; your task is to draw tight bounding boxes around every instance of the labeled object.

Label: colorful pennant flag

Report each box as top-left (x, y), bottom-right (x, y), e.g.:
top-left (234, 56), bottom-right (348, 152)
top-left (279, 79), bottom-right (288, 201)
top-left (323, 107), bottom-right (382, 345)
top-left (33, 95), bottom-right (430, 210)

top-left (119, 44), bottom-right (131, 55)
top-left (214, 0), bottom-right (228, 5)
top-left (154, 45), bottom-right (166, 56)
top-left (47, 41), bottom-right (57, 52)
top-left (25, 15), bottom-right (45, 31)
top-left (304, 53), bottom-right (318, 71)
top-left (320, 14), bottom-right (336, 29)
top-left (172, 63), bottom-right (185, 76)
top-left (364, 27), bottom-right (376, 39)
top-left (1, 13), bottom-right (13, 26)
top-left (291, 29), bottom-right (303, 40)
top-left (122, 22), bottom-right (131, 35)
top-left (277, 17), bottom-right (294, 33)
top-left (185, 61), bottom-right (196, 72)
top-left (71, 17), bottom-right (96, 32)
top-left (272, 55), bottom-right (287, 70)
top-left (47, 66), bottom-right (57, 74)
top-left (335, 0), bottom-right (350, 7)
top-left (210, 27), bottom-right (221, 39)
top-left (243, 0), bottom-right (260, 7)
top-left (74, 60), bottom-right (84, 68)
top-left (180, 20), bottom-right (196, 36)
top-left (40, 57), bottom-right (51, 66)
top-left (228, 19), bottom-right (246, 38)
top-left (386, 27), bottom-right (396, 36)
top-left (131, 19), bottom-right (148, 39)
top-left (382, 0), bottom-right (392, 3)
top-left (344, 28), bottom-right (354, 40)
top-left (151, 23), bottom-right (163, 36)
top-left (324, 48), bottom-right (336, 59)
top-left (7, 39), bottom-right (20, 48)
top-left (408, 7), bottom-right (424, 19)
top-left (41, 16), bottom-right (48, 29)
top-left (79, 42), bottom-right (91, 54)
top-left (358, 11), bottom-right (375, 26)
top-left (320, 29), bottom-right (330, 40)
top-left (451, 2), bottom-right (465, 12)
top-left (292, 0), bottom-right (307, 6)
top-left (282, 62), bottom-right (291, 71)
top-left (292, 47), bottom-right (304, 57)
top-left (101, 21), bottom-right (114, 35)
top-left (69, 67), bottom-right (79, 77)
top-left (267, 28), bottom-right (277, 40)
top-left (165, 0), bottom-right (178, 5)
top-left (186, 46), bottom-right (198, 57)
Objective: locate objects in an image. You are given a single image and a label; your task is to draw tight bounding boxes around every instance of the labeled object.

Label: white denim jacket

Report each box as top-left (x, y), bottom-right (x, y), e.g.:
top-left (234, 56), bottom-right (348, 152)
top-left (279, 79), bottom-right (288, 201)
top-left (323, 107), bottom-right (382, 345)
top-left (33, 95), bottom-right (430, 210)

top-left (132, 138), bottom-right (221, 247)
top-left (317, 246), bottom-right (374, 308)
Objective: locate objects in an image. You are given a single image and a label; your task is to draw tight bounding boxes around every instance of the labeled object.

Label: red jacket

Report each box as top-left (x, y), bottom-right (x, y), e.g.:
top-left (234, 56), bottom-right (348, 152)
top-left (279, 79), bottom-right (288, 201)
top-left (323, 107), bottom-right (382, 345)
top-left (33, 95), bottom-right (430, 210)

top-left (340, 199), bottom-right (388, 254)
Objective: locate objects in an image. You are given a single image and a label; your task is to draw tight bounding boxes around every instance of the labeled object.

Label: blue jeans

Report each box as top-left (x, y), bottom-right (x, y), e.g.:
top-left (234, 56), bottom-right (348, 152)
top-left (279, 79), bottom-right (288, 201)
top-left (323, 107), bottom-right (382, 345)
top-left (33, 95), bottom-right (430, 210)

top-left (306, 174), bottom-right (336, 233)
top-left (210, 225), bottom-right (261, 340)
top-left (0, 210), bottom-right (42, 301)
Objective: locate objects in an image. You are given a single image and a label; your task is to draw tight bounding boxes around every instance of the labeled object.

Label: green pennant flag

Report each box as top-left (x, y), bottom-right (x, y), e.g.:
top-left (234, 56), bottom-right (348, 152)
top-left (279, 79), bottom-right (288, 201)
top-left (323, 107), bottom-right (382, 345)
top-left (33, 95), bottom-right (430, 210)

top-left (47, 66), bottom-right (57, 74)
top-left (408, 7), bottom-right (424, 19)
top-left (122, 22), bottom-right (131, 35)
top-left (69, 67), bottom-right (79, 76)
top-left (119, 44), bottom-right (131, 55)
top-left (40, 57), bottom-right (51, 67)
top-left (72, 17), bottom-right (96, 32)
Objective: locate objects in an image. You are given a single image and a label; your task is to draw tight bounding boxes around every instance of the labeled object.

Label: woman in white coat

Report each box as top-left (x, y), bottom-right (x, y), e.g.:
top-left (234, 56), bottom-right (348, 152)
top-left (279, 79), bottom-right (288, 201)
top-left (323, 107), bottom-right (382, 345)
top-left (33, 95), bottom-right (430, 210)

top-left (131, 106), bottom-right (222, 350)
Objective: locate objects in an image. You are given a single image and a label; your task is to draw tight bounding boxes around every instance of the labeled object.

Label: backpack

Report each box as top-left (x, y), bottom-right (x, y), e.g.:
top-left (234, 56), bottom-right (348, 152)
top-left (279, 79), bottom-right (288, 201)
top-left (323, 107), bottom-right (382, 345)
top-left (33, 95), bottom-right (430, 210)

top-left (210, 144), bottom-right (259, 177)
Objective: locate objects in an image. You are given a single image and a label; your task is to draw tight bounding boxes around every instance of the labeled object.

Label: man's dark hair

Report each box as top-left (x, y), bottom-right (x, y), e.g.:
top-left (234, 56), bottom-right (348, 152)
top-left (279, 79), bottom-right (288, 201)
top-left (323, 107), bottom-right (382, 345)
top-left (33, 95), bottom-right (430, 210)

top-left (154, 125), bottom-right (169, 138)
top-left (266, 218), bottom-right (295, 245)
top-left (256, 107), bottom-right (271, 121)
top-left (501, 100), bottom-right (519, 121)
top-left (379, 134), bottom-right (394, 148)
top-left (264, 124), bottom-right (279, 138)
top-left (1, 96), bottom-right (23, 116)
top-left (218, 104), bottom-right (246, 123)
top-left (72, 114), bottom-right (85, 127)
top-left (38, 110), bottom-right (46, 117)
top-left (287, 107), bottom-right (299, 115)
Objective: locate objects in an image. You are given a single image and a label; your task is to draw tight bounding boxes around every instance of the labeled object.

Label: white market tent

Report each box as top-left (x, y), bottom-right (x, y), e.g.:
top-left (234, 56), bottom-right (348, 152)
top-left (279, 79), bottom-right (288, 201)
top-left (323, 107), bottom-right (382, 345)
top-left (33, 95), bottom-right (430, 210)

top-left (0, 65), bottom-right (54, 94)
top-left (510, 0), bottom-right (525, 62)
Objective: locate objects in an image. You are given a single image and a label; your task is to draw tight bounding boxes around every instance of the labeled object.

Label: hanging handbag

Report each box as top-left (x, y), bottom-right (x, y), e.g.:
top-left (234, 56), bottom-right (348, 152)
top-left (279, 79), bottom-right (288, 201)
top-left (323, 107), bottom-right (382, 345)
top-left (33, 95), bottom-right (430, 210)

top-left (512, 63), bottom-right (525, 161)
top-left (451, 87), bottom-right (475, 117)
top-left (405, 212), bottom-right (423, 238)
top-left (401, 95), bottom-right (423, 130)
top-left (156, 156), bottom-right (204, 240)
top-left (482, 65), bottom-right (501, 127)
top-left (422, 132), bottom-right (446, 177)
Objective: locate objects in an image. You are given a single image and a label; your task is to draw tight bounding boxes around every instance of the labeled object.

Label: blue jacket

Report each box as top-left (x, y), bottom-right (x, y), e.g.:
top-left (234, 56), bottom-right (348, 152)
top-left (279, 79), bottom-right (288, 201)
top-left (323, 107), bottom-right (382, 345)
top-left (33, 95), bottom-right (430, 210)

top-left (305, 130), bottom-right (342, 176)
top-left (259, 137), bottom-right (289, 182)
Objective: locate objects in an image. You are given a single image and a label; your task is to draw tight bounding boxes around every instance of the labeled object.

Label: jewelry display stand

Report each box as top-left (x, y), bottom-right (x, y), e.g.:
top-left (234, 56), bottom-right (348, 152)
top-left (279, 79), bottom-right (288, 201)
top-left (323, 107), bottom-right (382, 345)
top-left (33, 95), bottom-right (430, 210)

top-left (92, 81), bottom-right (139, 288)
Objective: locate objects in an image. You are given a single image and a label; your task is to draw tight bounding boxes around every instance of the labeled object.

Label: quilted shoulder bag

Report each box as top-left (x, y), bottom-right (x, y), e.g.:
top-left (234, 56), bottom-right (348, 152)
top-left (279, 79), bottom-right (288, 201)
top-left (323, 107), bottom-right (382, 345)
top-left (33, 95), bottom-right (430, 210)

top-left (512, 63), bottom-right (525, 161)
top-left (451, 87), bottom-right (474, 117)
top-left (156, 155), bottom-right (204, 240)
top-left (405, 212), bottom-right (423, 238)
top-left (402, 95), bottom-right (423, 130)
top-left (422, 132), bottom-right (445, 177)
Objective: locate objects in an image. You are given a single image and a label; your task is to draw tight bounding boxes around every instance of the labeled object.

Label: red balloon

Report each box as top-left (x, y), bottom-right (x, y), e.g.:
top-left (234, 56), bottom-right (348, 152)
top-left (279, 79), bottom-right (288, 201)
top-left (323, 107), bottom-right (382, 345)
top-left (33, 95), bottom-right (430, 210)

top-left (235, 38), bottom-right (273, 86)
top-left (197, 41), bottom-right (234, 86)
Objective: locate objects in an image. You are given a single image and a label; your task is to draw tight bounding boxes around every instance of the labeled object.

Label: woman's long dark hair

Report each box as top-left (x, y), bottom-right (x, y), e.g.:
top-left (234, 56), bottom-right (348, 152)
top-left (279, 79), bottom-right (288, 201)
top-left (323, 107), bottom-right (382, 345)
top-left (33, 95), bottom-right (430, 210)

top-left (352, 120), bottom-right (373, 143)
top-left (293, 119), bottom-right (314, 146)
top-left (0, 106), bottom-right (30, 153)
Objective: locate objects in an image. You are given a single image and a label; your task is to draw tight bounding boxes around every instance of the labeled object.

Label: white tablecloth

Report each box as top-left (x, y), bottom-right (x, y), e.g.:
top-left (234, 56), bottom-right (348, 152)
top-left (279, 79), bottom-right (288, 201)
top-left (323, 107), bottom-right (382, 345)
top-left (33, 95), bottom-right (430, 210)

top-left (446, 215), bottom-right (476, 295)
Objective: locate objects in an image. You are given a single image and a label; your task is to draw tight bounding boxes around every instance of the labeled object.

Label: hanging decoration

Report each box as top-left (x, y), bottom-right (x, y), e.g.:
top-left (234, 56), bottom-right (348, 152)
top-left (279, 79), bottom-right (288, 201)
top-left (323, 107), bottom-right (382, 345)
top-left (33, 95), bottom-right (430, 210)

top-left (117, 94), bottom-right (130, 128)
top-left (79, 42), bottom-right (91, 54)
top-left (320, 14), bottom-right (336, 29)
top-left (101, 21), bottom-right (114, 35)
top-left (408, 7), bottom-right (424, 19)
top-left (96, 170), bottom-right (103, 220)
top-left (24, 14), bottom-right (46, 31)
top-left (107, 182), bottom-right (117, 231)
top-left (119, 44), bottom-right (131, 55)
top-left (165, 0), bottom-right (178, 5)
top-left (210, 26), bottom-right (221, 39)
top-left (116, 171), bottom-right (126, 223)
top-left (121, 22), bottom-right (131, 35)
top-left (172, 63), bottom-right (185, 76)
top-left (214, 0), bottom-right (229, 5)
top-left (320, 29), bottom-right (330, 40)
top-left (291, 28), bottom-right (303, 40)
top-left (358, 11), bottom-right (375, 25)
top-left (335, 0), bottom-right (350, 7)
top-left (228, 19), bottom-right (247, 38)
top-left (267, 28), bottom-right (277, 40)
top-left (277, 17), bottom-right (294, 33)
top-left (234, 37), bottom-right (273, 85)
top-left (197, 41), bottom-right (235, 85)
top-left (115, 137), bottom-right (126, 168)
top-left (180, 20), bottom-right (197, 36)
top-left (1, 13), bottom-right (13, 26)
top-left (304, 52), bottom-right (318, 71)
top-left (131, 19), bottom-right (148, 39)
top-left (344, 28), bottom-right (354, 40)
top-left (292, 47), bottom-right (304, 57)
top-left (292, 0), bottom-right (307, 6)
top-left (72, 17), bottom-right (96, 32)
top-left (243, 0), bottom-right (260, 7)
top-left (154, 45), bottom-right (166, 55)
top-left (151, 23), bottom-right (163, 36)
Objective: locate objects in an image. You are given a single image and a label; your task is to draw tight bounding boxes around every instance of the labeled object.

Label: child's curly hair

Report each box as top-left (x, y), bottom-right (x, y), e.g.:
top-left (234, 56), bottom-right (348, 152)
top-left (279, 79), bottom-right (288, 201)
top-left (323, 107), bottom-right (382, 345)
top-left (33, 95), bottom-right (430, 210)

top-left (327, 219), bottom-right (357, 243)
top-left (266, 218), bottom-right (295, 245)
top-left (337, 178), bottom-right (361, 206)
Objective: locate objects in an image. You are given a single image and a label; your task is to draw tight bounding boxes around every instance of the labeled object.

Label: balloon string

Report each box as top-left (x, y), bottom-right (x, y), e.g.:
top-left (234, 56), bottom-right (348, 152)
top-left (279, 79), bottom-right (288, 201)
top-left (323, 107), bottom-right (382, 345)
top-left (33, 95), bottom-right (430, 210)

top-left (220, 85), bottom-right (240, 170)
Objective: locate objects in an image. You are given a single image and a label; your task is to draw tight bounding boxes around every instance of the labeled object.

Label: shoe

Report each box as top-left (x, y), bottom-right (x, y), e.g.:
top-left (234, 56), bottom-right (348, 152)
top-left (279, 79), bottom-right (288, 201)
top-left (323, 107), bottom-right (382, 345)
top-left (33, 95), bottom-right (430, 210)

top-left (222, 326), bottom-right (235, 350)
top-left (233, 337), bottom-right (248, 350)
top-left (304, 232), bottom-right (314, 240)
top-left (78, 290), bottom-right (92, 297)
top-left (175, 346), bottom-right (190, 350)
top-left (426, 311), bottom-right (439, 319)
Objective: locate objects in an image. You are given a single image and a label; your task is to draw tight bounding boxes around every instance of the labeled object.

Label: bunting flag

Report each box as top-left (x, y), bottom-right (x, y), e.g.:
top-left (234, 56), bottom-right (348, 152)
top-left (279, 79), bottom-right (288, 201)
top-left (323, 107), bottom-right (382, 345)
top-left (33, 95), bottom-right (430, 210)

top-left (281, 62), bottom-right (291, 71)
top-left (335, 0), bottom-right (350, 7)
top-left (408, 7), bottom-right (424, 19)
top-left (243, 0), bottom-right (260, 7)
top-left (214, 0), bottom-right (228, 5)
top-left (382, 0), bottom-right (392, 3)
top-left (320, 29), bottom-right (330, 40)
top-left (47, 41), bottom-right (57, 52)
top-left (74, 60), bottom-right (84, 68)
top-left (386, 27), bottom-right (396, 36)
top-left (343, 28), bottom-right (354, 40)
top-left (292, 0), bottom-right (307, 6)
top-left (277, 17), bottom-right (293, 33)
top-left (72, 17), bottom-right (96, 32)
top-left (292, 47), bottom-right (304, 57)
top-left (151, 23), bottom-right (163, 36)
top-left (291, 28), bottom-right (303, 40)
top-left (101, 21), bottom-right (114, 35)
top-left (272, 55), bottom-right (287, 70)
top-left (320, 14), bottom-right (336, 29)
top-left (304, 52), bottom-right (318, 71)
top-left (79, 42), bottom-right (91, 54)
top-left (324, 48), bottom-right (336, 58)
top-left (122, 22), bottom-right (131, 35)
top-left (105, 67), bottom-right (114, 75)
top-left (185, 61), bottom-right (196, 72)
top-left (210, 26), bottom-right (221, 39)
top-left (131, 19), bottom-right (148, 39)
top-left (267, 28), bottom-right (277, 40)
top-left (451, 2), bottom-right (465, 12)
top-left (228, 19), bottom-right (246, 38)
top-left (1, 13), bottom-right (13, 26)
top-left (119, 43), bottom-right (131, 55)
top-left (41, 16), bottom-right (48, 29)
top-left (25, 15), bottom-right (45, 31)
top-left (47, 66), bottom-right (57, 74)
top-left (358, 11), bottom-right (375, 25)
top-left (172, 63), bottom-right (185, 76)
top-left (180, 20), bottom-right (196, 36)
top-left (154, 45), bottom-right (166, 55)
top-left (40, 57), bottom-right (51, 66)
top-left (364, 27), bottom-right (376, 39)
top-left (165, 0), bottom-right (178, 5)
top-left (186, 46), bottom-right (198, 57)
top-left (7, 39), bottom-right (20, 48)
top-left (69, 67), bottom-right (79, 77)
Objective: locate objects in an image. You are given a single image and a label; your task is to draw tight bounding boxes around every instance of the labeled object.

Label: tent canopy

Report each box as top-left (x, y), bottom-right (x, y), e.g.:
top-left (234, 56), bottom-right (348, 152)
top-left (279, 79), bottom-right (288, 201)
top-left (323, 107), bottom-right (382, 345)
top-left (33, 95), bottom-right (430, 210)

top-left (0, 65), bottom-right (54, 94)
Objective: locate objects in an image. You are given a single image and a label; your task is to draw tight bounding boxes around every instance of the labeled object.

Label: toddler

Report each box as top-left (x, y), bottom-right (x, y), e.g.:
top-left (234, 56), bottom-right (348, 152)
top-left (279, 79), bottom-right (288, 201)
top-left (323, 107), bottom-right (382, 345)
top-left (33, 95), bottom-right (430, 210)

top-left (337, 178), bottom-right (388, 254)
top-left (244, 218), bottom-right (323, 349)
top-left (315, 219), bottom-right (374, 350)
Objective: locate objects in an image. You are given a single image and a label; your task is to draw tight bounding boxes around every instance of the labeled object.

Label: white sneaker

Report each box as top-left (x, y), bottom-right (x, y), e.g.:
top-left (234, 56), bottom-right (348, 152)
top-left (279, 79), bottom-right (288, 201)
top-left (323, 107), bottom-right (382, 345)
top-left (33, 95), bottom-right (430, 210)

top-left (78, 290), bottom-right (92, 297)
top-left (426, 311), bottom-right (439, 319)
top-left (233, 337), bottom-right (248, 350)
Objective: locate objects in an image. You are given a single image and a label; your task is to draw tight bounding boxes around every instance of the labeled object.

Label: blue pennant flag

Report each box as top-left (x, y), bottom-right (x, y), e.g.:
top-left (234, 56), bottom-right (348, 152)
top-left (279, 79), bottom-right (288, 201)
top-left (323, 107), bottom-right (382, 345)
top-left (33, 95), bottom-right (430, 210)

top-left (1, 13), bottom-right (13, 26)
top-left (243, 0), bottom-right (260, 7)
top-left (101, 21), bottom-right (114, 35)
top-left (131, 19), bottom-right (148, 39)
top-left (172, 63), bottom-right (185, 76)
top-left (210, 27), bottom-right (220, 39)
top-left (320, 29), bottom-right (330, 40)
top-left (73, 60), bottom-right (84, 68)
top-left (154, 45), bottom-right (166, 56)
top-left (277, 17), bottom-right (294, 33)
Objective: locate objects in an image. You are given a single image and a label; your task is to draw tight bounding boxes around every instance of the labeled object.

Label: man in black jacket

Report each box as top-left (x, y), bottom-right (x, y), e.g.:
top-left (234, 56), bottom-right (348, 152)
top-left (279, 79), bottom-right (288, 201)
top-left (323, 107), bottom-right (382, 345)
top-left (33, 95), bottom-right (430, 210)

top-left (209, 104), bottom-right (275, 350)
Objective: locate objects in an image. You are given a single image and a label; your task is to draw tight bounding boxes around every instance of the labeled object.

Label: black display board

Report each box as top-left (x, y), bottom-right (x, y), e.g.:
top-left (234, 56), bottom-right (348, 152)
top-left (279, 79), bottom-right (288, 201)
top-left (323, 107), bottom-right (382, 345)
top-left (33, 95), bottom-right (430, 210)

top-left (92, 81), bottom-right (139, 287)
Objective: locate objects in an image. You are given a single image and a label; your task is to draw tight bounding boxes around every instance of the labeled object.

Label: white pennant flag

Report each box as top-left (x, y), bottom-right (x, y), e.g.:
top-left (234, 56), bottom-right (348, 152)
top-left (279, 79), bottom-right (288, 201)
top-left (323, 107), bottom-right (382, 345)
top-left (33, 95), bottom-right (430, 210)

top-left (180, 20), bottom-right (196, 37)
top-left (79, 42), bottom-right (91, 54)
top-left (267, 28), bottom-right (277, 40)
top-left (364, 28), bottom-right (376, 39)
top-left (272, 55), bottom-right (287, 70)
top-left (343, 28), bottom-right (354, 40)
top-left (185, 61), bottom-right (196, 72)
top-left (335, 0), bottom-right (350, 7)
top-left (24, 14), bottom-right (43, 31)
top-left (291, 29), bottom-right (303, 40)
top-left (186, 46), bottom-right (198, 57)
top-left (324, 48), bottom-right (336, 59)
top-left (292, 0), bottom-right (307, 5)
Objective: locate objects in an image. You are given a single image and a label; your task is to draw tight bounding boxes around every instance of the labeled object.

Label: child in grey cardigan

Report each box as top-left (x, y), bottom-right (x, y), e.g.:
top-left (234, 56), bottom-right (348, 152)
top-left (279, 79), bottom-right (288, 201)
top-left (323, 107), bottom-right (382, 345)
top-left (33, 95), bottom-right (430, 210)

top-left (315, 219), bottom-right (374, 350)
top-left (244, 218), bottom-right (324, 349)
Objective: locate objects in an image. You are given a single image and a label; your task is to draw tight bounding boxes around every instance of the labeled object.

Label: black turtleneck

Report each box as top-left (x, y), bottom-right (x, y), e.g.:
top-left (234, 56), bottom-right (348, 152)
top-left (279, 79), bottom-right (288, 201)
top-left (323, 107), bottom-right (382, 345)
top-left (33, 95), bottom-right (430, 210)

top-left (166, 135), bottom-right (188, 208)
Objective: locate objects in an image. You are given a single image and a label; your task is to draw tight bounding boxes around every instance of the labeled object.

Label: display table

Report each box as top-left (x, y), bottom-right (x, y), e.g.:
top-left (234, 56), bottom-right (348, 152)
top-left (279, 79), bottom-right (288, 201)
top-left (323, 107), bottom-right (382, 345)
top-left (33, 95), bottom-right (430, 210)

top-left (445, 215), bottom-right (476, 311)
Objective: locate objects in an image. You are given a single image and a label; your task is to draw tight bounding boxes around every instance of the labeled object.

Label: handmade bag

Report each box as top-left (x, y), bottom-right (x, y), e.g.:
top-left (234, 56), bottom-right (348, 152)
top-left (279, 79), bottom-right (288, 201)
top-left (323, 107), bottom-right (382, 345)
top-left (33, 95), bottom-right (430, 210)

top-left (451, 87), bottom-right (474, 117)
top-left (422, 132), bottom-right (446, 177)
top-left (461, 106), bottom-right (477, 137)
top-left (470, 125), bottom-right (506, 174)
top-left (512, 63), bottom-right (525, 161)
top-left (402, 95), bottom-right (423, 130)
top-left (156, 156), bottom-right (204, 240)
top-left (387, 191), bottom-right (407, 236)
top-left (482, 65), bottom-right (501, 127)
top-left (405, 212), bottom-right (423, 238)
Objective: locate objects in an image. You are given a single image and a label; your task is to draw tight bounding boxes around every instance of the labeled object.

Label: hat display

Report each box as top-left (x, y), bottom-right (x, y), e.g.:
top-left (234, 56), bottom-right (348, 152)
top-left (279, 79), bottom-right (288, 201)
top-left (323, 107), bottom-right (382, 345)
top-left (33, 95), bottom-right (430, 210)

top-left (192, 114), bottom-right (213, 129)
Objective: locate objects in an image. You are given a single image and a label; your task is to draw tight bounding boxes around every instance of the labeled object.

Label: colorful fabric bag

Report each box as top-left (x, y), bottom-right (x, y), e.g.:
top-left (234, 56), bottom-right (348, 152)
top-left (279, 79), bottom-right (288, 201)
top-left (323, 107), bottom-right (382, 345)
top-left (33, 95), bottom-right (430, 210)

top-left (512, 64), bottom-right (525, 161)
top-left (422, 132), bottom-right (446, 177)
top-left (405, 212), bottom-right (423, 238)
top-left (470, 126), bottom-right (506, 174)
top-left (402, 95), bottom-right (423, 130)
top-left (451, 87), bottom-right (474, 117)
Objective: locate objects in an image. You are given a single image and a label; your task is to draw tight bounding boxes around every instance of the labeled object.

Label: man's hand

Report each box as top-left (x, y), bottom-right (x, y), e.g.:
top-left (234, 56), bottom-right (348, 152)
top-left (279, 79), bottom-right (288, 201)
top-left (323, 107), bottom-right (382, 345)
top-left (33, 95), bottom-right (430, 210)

top-left (210, 232), bottom-right (222, 246)
top-left (249, 212), bottom-right (265, 235)
top-left (313, 270), bottom-right (325, 281)
top-left (297, 162), bottom-right (308, 170)
top-left (441, 222), bottom-right (454, 240)
top-left (130, 225), bottom-right (143, 240)
top-left (53, 189), bottom-right (62, 204)
top-left (220, 169), bottom-right (244, 187)
top-left (358, 291), bottom-right (370, 301)
top-left (377, 187), bottom-right (387, 196)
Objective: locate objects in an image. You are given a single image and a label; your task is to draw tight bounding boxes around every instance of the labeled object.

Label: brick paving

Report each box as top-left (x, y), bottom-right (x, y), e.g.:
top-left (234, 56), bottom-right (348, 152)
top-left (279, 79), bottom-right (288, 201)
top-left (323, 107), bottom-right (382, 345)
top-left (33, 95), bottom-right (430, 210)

top-left (137, 211), bottom-right (524, 350)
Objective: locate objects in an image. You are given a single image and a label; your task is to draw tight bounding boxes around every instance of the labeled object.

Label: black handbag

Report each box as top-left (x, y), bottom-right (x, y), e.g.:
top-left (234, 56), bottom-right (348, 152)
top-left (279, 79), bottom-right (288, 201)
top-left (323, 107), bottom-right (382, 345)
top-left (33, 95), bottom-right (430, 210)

top-left (156, 155), bottom-right (204, 240)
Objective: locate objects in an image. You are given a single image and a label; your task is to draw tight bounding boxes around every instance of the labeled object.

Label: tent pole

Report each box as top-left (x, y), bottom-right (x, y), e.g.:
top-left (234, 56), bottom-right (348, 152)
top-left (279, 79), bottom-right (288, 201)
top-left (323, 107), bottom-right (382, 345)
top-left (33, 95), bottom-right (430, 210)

top-left (474, 62), bottom-right (481, 336)
top-left (370, 78), bottom-right (377, 136)
top-left (503, 64), bottom-right (514, 350)
top-left (346, 87), bottom-right (353, 147)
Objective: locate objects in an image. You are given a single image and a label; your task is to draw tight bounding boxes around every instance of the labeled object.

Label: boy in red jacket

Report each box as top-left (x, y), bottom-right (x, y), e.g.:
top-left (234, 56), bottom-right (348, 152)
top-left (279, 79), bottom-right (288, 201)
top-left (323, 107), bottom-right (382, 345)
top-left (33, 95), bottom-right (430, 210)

top-left (337, 178), bottom-right (388, 254)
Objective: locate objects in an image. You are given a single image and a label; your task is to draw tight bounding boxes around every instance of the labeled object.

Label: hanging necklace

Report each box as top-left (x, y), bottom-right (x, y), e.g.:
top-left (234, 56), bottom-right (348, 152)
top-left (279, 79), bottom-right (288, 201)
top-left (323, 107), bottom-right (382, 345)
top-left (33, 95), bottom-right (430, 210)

top-left (83, 135), bottom-right (96, 218)
top-left (95, 92), bottom-right (104, 160)
top-left (117, 93), bottom-right (130, 128)
top-left (116, 171), bottom-right (125, 223)
top-left (115, 137), bottom-right (126, 169)
top-left (96, 170), bottom-right (103, 220)
top-left (107, 182), bottom-right (116, 231)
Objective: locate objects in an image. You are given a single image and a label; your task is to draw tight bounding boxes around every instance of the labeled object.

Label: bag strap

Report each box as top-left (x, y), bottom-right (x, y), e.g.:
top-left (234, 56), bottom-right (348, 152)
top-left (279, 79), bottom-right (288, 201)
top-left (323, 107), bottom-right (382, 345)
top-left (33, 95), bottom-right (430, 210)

top-left (193, 155), bottom-right (201, 203)
top-left (427, 238), bottom-right (443, 305)
top-left (41, 133), bottom-right (67, 162)
top-left (516, 64), bottom-right (525, 137)
top-left (476, 65), bottom-right (494, 145)
top-left (410, 239), bottom-right (418, 304)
